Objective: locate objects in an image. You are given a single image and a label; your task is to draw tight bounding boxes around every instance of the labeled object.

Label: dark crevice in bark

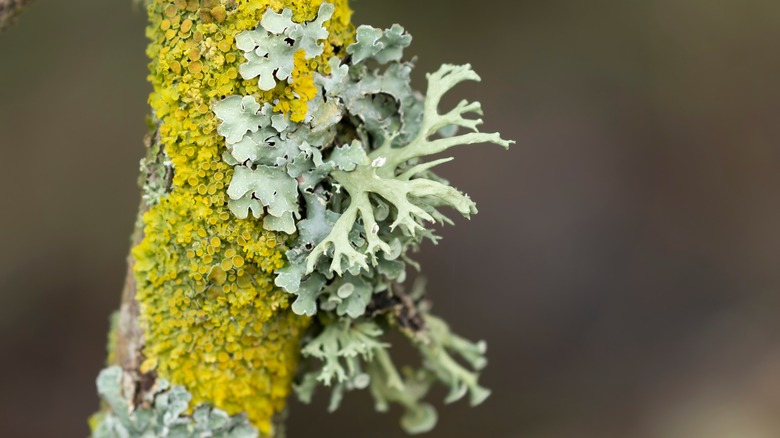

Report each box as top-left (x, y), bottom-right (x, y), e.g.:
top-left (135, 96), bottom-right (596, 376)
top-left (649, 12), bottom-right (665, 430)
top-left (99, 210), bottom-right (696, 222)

top-left (112, 121), bottom-right (167, 406)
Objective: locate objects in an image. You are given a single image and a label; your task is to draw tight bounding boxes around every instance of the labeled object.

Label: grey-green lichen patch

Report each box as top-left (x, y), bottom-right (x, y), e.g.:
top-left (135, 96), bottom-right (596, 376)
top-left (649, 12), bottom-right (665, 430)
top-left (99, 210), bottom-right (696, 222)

top-left (138, 117), bottom-right (172, 207)
top-left (212, 4), bottom-right (511, 434)
top-left (236, 3), bottom-right (333, 90)
top-left (347, 24), bottom-right (412, 64)
top-left (92, 366), bottom-right (258, 438)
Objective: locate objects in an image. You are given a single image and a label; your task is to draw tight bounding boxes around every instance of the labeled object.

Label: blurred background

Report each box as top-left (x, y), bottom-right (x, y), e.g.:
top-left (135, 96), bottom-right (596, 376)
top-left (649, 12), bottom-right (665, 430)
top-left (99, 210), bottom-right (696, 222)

top-left (2, 0), bottom-right (780, 437)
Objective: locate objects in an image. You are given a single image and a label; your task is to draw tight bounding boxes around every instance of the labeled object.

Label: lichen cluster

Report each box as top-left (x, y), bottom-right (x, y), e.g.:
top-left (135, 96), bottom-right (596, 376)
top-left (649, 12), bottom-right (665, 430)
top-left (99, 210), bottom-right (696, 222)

top-left (92, 366), bottom-right (258, 438)
top-left (96, 0), bottom-right (509, 436)
top-left (211, 4), bottom-right (512, 434)
top-left (130, 0), bottom-right (354, 435)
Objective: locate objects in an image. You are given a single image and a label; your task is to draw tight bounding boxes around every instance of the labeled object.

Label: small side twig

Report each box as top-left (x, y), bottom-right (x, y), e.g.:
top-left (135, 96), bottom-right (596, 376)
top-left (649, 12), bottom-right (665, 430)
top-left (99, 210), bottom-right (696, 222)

top-left (0, 0), bottom-right (32, 31)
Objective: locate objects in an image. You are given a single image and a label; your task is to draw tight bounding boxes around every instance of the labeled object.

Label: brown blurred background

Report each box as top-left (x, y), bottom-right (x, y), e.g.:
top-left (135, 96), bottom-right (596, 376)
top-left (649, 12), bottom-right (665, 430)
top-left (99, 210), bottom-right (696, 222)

top-left (2, 0), bottom-right (780, 437)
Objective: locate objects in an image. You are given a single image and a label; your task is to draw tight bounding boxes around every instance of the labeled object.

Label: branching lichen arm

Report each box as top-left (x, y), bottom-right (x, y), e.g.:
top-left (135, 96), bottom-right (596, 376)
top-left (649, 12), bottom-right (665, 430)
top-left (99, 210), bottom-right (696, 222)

top-left (375, 64), bottom-right (514, 170)
top-left (306, 62), bottom-right (514, 275)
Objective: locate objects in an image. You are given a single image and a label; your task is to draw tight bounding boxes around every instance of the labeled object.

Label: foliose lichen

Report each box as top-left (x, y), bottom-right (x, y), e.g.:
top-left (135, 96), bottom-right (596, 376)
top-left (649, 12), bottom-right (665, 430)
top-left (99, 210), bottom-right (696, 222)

top-left (91, 366), bottom-right (258, 438)
top-left (212, 4), bottom-right (512, 434)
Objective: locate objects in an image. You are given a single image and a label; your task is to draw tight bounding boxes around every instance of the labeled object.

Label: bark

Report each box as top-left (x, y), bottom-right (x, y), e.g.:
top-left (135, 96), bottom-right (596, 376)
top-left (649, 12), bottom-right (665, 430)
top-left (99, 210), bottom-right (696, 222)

top-left (112, 126), bottom-right (163, 405)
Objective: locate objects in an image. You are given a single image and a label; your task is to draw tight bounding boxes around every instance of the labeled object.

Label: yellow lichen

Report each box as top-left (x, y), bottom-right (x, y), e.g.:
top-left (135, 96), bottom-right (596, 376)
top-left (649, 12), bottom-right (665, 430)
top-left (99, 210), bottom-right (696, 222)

top-left (134, 0), bottom-right (354, 434)
top-left (105, 311), bottom-right (119, 366)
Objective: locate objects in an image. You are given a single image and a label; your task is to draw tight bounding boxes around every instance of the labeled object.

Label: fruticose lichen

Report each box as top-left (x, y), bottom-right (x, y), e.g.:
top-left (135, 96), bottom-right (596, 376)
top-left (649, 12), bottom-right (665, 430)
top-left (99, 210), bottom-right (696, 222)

top-left (212, 4), bottom-right (512, 434)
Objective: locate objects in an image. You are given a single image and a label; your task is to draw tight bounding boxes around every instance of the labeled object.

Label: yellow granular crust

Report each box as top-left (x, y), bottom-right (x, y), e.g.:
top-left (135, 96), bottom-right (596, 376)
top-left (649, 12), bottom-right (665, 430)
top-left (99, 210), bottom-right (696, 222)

top-left (133, 0), bottom-right (353, 434)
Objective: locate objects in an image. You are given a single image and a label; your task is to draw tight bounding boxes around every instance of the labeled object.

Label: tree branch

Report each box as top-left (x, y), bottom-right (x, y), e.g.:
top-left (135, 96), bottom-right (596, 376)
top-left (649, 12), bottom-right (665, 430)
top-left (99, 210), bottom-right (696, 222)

top-left (0, 0), bottom-right (32, 31)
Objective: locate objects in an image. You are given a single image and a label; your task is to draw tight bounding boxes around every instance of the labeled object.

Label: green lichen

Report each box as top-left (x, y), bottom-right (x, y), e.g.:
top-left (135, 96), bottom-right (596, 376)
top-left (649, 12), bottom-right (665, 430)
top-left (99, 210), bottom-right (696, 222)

top-left (236, 2), bottom-right (334, 91)
top-left (308, 62), bottom-right (513, 274)
top-left (213, 9), bottom-right (511, 434)
top-left (92, 366), bottom-right (258, 438)
top-left (293, 312), bottom-right (491, 435)
top-left (347, 23), bottom-right (412, 64)
top-left (138, 116), bottom-right (172, 207)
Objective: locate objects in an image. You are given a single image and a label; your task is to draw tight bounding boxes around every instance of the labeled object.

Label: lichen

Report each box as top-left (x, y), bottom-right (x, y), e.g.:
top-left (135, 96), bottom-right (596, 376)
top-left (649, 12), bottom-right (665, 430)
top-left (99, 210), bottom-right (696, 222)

top-left (132, 1), bottom-right (354, 435)
top-left (212, 9), bottom-right (511, 434)
top-left (117, 0), bottom-right (507, 435)
top-left (91, 366), bottom-right (258, 438)
top-left (105, 311), bottom-right (120, 366)
top-left (235, 2), bottom-right (334, 91)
